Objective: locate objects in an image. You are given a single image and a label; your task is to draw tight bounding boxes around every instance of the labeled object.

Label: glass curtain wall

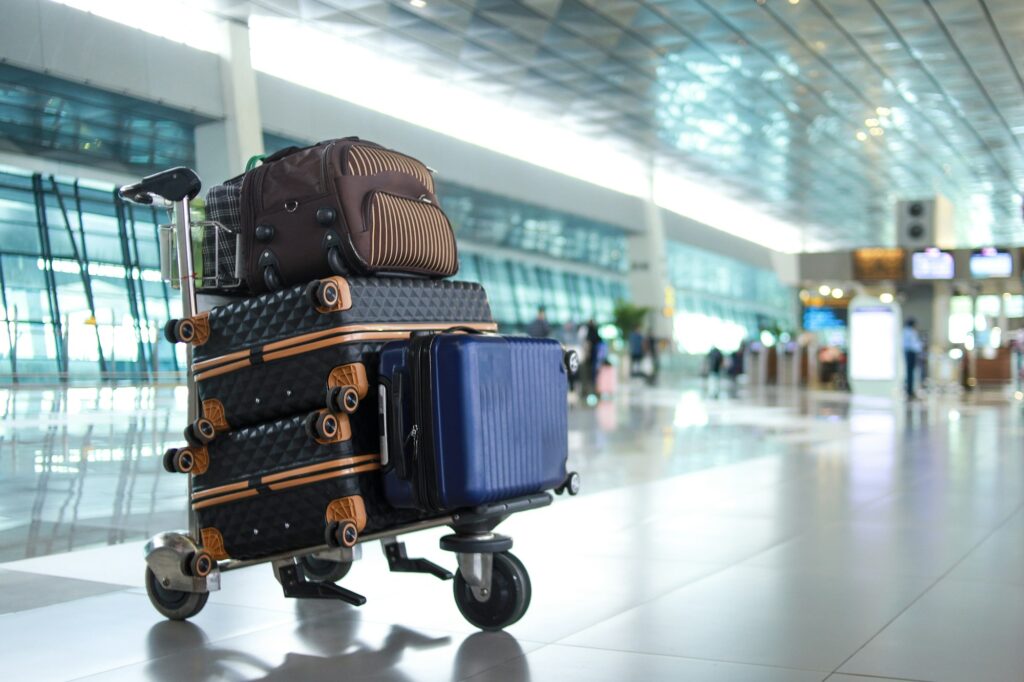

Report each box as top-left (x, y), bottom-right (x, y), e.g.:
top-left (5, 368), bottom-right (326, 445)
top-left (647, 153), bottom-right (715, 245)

top-left (0, 167), bottom-right (179, 382)
top-left (667, 240), bottom-right (795, 355)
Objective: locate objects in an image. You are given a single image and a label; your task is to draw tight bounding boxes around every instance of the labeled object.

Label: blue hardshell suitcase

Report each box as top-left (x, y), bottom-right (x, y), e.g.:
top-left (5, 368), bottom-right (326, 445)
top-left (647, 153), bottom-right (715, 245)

top-left (378, 334), bottom-right (570, 512)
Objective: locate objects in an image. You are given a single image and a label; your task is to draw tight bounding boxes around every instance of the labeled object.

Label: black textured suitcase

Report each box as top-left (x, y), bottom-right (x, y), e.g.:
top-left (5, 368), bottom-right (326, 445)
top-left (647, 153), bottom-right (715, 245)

top-left (167, 276), bottom-right (495, 434)
top-left (166, 409), bottom-right (421, 561)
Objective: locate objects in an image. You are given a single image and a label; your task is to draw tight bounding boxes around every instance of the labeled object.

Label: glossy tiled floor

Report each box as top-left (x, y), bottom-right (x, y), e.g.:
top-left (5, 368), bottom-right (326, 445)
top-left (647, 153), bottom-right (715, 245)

top-left (1, 381), bottom-right (1023, 681)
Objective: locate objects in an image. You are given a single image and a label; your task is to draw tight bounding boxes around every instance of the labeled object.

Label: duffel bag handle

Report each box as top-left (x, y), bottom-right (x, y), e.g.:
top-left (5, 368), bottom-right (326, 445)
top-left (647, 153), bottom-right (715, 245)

top-left (443, 325), bottom-right (490, 335)
top-left (245, 145), bottom-right (305, 173)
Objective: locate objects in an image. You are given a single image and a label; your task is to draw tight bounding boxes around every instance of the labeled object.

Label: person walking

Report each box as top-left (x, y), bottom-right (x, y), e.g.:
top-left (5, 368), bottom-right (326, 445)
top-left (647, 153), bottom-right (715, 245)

top-left (903, 317), bottom-right (923, 399)
top-left (707, 345), bottom-right (724, 397)
top-left (526, 306), bottom-right (551, 338)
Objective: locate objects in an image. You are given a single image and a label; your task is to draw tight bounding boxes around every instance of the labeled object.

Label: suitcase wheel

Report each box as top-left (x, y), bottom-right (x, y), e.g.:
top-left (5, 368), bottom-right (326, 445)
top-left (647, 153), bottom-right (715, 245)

top-left (453, 551), bottom-right (531, 631)
top-left (187, 550), bottom-right (215, 578)
top-left (564, 350), bottom-right (580, 377)
top-left (263, 264), bottom-right (283, 291)
top-left (163, 319), bottom-right (179, 344)
top-left (306, 411), bottom-right (340, 441)
top-left (184, 418), bottom-right (216, 447)
top-left (162, 447), bottom-right (178, 473)
top-left (173, 318), bottom-right (196, 344)
top-left (308, 278), bottom-right (341, 310)
top-left (173, 448), bottom-right (196, 474)
top-left (325, 520), bottom-right (359, 548)
top-left (555, 472), bottom-right (581, 496)
top-left (326, 385), bottom-right (360, 414)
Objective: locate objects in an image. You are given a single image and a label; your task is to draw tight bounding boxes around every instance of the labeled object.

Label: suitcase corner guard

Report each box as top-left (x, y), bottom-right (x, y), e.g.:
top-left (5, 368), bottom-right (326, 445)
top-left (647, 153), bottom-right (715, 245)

top-left (201, 527), bottom-right (230, 561)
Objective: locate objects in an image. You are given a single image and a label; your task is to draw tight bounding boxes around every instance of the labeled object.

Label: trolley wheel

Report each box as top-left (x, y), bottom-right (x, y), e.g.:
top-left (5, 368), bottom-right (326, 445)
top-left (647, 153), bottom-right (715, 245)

top-left (310, 279), bottom-right (341, 309)
top-left (263, 265), bottom-right (282, 292)
top-left (184, 418), bottom-right (216, 447)
top-left (145, 567), bottom-right (209, 621)
top-left (326, 520), bottom-right (359, 548)
top-left (174, 318), bottom-right (196, 344)
top-left (163, 319), bottom-right (179, 344)
top-left (453, 551), bottom-right (531, 631)
top-left (162, 448), bottom-right (178, 473)
top-left (326, 385), bottom-right (359, 414)
top-left (298, 554), bottom-right (352, 583)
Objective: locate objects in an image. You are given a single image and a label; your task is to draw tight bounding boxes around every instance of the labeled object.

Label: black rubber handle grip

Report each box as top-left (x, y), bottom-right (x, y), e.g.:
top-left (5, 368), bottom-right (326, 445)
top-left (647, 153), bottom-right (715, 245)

top-left (118, 167), bottom-right (201, 204)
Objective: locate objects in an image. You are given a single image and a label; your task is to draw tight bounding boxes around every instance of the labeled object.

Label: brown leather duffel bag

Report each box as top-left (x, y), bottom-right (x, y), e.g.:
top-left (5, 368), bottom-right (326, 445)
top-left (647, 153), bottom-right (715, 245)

top-left (232, 137), bottom-right (458, 292)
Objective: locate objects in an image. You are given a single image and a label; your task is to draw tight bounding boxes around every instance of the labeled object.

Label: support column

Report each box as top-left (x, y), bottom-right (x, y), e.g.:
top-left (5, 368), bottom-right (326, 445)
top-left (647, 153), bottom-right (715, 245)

top-left (627, 163), bottom-right (672, 339)
top-left (194, 20), bottom-right (264, 185)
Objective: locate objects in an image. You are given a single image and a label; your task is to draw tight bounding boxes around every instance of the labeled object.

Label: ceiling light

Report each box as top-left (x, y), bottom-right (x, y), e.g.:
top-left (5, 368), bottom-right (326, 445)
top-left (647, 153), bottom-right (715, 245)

top-left (864, 118), bottom-right (879, 127)
top-left (856, 131), bottom-right (868, 141)
top-left (788, 0), bottom-right (800, 4)
top-left (876, 106), bottom-right (891, 116)
top-left (818, 285), bottom-right (831, 296)
top-left (410, 0), bottom-right (426, 7)
top-left (832, 288), bottom-right (844, 299)
top-left (869, 127), bottom-right (884, 136)
top-left (880, 292), bottom-right (894, 303)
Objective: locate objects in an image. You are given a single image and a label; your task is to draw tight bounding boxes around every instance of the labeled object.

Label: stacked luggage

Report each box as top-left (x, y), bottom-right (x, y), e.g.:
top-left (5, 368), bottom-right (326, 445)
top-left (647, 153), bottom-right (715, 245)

top-left (124, 138), bottom-right (579, 631)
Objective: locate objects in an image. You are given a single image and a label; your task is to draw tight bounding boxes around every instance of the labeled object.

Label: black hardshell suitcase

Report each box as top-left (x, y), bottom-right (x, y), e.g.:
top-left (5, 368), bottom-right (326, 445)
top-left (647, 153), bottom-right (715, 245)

top-left (167, 409), bottom-right (421, 561)
top-left (167, 276), bottom-right (495, 434)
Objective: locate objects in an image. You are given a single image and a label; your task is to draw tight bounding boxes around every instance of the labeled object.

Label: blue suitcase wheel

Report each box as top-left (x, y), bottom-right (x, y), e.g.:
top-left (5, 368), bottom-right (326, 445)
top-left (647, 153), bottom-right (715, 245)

top-left (453, 551), bottom-right (531, 631)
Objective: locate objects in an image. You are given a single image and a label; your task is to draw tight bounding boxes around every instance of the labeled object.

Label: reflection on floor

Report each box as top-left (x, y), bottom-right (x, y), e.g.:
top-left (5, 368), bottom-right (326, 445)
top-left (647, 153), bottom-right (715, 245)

top-left (1, 382), bottom-right (1022, 681)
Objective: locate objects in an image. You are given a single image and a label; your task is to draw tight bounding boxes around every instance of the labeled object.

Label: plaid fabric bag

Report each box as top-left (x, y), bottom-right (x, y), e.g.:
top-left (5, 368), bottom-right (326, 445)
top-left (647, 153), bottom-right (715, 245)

top-left (205, 177), bottom-right (242, 233)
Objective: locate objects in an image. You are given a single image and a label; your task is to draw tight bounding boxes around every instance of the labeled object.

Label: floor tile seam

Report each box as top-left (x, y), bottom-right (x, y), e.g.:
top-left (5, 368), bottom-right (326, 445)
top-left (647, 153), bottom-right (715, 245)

top-left (547, 525), bottom-right (816, 647)
top-left (545, 640), bottom-right (833, 675)
top-left (824, 673), bottom-right (936, 682)
top-left (827, 499), bottom-right (1024, 677)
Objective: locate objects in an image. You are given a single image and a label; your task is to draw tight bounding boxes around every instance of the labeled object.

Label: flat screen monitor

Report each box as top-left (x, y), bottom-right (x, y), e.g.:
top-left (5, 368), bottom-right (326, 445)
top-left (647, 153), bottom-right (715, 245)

top-left (969, 248), bottom-right (1012, 278)
top-left (911, 249), bottom-right (955, 280)
top-left (802, 306), bottom-right (847, 330)
top-left (849, 306), bottom-right (897, 381)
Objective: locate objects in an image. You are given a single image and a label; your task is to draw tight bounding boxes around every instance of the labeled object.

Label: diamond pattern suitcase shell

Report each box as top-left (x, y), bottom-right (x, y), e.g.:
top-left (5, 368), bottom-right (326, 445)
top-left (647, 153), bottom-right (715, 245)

top-left (187, 276), bottom-right (493, 365)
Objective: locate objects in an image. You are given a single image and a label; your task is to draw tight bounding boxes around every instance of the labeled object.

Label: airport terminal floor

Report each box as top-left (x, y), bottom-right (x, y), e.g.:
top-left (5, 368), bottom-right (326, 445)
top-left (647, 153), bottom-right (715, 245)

top-left (1, 381), bottom-right (1022, 681)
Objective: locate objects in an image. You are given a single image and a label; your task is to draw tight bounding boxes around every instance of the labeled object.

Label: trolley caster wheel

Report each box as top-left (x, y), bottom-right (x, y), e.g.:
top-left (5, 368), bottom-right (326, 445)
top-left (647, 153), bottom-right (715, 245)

top-left (326, 385), bottom-right (359, 414)
top-left (145, 567), bottom-right (209, 621)
top-left (453, 551), bottom-right (531, 631)
top-left (305, 411), bottom-right (340, 441)
top-left (162, 448), bottom-right (178, 473)
top-left (564, 349), bottom-right (580, 377)
top-left (184, 418), bottom-right (216, 446)
top-left (298, 554), bottom-right (352, 583)
top-left (325, 520), bottom-right (359, 548)
top-left (309, 278), bottom-right (341, 309)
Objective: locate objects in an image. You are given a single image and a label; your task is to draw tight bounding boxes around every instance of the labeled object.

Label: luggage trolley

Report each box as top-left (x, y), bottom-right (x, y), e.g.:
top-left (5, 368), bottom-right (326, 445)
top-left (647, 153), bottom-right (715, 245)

top-left (120, 168), bottom-right (581, 631)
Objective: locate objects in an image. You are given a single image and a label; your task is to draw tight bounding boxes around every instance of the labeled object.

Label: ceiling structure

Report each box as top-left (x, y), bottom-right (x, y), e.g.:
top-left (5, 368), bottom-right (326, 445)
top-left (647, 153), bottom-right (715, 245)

top-left (202, 0), bottom-right (1023, 250)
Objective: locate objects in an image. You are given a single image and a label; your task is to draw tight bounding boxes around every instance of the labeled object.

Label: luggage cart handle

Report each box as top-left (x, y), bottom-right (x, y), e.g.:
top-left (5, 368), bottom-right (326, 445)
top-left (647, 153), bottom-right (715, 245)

top-left (118, 167), bottom-right (202, 205)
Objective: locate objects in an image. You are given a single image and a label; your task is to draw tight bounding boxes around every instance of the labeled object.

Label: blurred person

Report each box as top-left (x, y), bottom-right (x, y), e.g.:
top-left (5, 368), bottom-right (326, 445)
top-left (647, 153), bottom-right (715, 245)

top-left (644, 331), bottom-right (660, 386)
top-left (628, 329), bottom-right (644, 376)
top-left (580, 319), bottom-right (602, 399)
top-left (707, 345), bottom-right (724, 397)
top-left (903, 317), bottom-right (923, 399)
top-left (526, 306), bottom-right (550, 338)
top-left (727, 341), bottom-right (745, 388)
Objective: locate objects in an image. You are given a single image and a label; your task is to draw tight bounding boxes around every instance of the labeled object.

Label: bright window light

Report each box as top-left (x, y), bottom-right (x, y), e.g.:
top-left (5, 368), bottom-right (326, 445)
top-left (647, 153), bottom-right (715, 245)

top-left (50, 0), bottom-right (225, 54)
top-left (652, 169), bottom-right (814, 252)
top-left (249, 18), bottom-right (648, 197)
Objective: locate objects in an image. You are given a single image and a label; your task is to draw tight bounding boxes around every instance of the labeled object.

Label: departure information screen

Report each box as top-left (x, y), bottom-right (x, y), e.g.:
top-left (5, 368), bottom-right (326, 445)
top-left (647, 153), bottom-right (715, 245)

top-left (969, 248), bottom-right (1012, 278)
top-left (911, 249), bottom-right (955, 280)
top-left (803, 306), bottom-right (847, 330)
